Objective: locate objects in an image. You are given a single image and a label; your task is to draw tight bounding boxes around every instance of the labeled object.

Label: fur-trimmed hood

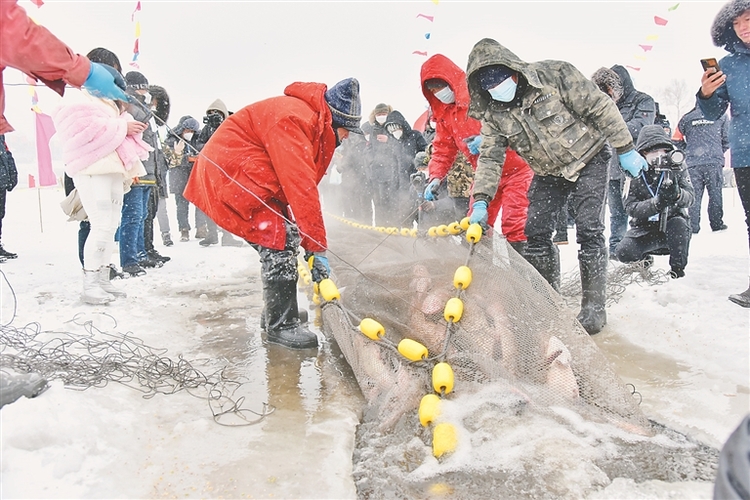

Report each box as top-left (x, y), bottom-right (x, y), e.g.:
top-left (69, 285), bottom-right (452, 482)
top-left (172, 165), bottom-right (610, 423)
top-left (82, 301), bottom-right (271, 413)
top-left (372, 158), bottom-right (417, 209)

top-left (711, 0), bottom-right (750, 52)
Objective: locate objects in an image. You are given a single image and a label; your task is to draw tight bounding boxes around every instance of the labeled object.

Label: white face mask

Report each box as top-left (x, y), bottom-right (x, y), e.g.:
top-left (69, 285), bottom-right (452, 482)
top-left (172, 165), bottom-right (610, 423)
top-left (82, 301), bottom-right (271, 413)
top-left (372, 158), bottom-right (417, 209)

top-left (375, 115), bottom-right (387, 124)
top-left (487, 77), bottom-right (517, 102)
top-left (429, 120), bottom-right (437, 129)
top-left (364, 134), bottom-right (371, 142)
top-left (183, 132), bottom-right (194, 141)
top-left (434, 86), bottom-right (455, 104)
top-left (392, 129), bottom-right (403, 140)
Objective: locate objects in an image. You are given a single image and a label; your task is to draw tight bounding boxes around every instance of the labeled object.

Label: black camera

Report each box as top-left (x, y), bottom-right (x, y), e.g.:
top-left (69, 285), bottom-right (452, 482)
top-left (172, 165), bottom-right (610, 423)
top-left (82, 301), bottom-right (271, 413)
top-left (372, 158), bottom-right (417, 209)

top-left (650, 149), bottom-right (685, 172)
top-left (410, 170), bottom-right (427, 191)
top-left (203, 113), bottom-right (224, 129)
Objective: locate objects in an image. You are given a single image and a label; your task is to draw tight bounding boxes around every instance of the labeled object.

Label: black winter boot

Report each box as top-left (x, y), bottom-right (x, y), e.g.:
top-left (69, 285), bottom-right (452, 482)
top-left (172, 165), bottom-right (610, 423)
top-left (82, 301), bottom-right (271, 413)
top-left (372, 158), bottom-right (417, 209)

top-left (577, 248), bottom-right (608, 335)
top-left (263, 279), bottom-right (318, 349)
top-left (729, 277), bottom-right (750, 308)
top-left (524, 249), bottom-right (561, 292)
top-left (507, 240), bottom-right (527, 258)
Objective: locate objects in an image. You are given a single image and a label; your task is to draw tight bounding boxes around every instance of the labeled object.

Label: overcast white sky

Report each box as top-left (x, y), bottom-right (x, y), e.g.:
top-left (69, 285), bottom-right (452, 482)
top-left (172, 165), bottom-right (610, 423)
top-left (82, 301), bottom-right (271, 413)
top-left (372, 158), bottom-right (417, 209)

top-left (3, 0), bottom-right (727, 160)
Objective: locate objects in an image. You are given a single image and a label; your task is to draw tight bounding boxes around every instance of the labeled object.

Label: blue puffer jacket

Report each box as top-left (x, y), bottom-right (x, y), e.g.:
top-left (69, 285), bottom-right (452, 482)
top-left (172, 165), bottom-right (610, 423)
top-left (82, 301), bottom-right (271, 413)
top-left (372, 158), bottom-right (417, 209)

top-left (697, 0), bottom-right (750, 169)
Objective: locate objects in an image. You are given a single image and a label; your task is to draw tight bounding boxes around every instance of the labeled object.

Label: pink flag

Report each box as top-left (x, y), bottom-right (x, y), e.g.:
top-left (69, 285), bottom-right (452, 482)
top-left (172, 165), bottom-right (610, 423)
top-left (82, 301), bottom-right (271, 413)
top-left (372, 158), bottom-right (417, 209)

top-left (28, 174), bottom-right (35, 189)
top-left (412, 50), bottom-right (428, 56)
top-left (654, 16), bottom-right (668, 26)
top-left (626, 65), bottom-right (641, 71)
top-left (35, 112), bottom-right (57, 186)
top-left (131, 1), bottom-right (141, 21)
top-left (639, 44), bottom-right (653, 52)
top-left (30, 0), bottom-right (44, 7)
top-left (416, 13), bottom-right (434, 22)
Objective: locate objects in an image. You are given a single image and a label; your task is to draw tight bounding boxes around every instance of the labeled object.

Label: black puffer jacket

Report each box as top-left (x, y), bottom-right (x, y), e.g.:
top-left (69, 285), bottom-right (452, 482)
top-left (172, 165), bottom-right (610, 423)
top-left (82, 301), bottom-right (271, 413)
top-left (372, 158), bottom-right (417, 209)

top-left (623, 125), bottom-right (695, 237)
top-left (385, 110), bottom-right (427, 188)
top-left (610, 65), bottom-right (656, 180)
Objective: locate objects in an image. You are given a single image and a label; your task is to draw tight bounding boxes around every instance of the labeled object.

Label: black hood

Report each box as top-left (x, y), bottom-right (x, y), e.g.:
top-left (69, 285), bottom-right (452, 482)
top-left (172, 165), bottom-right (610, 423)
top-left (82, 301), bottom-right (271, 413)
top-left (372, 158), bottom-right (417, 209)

top-left (610, 65), bottom-right (635, 101)
top-left (635, 124), bottom-right (675, 153)
top-left (384, 110), bottom-right (412, 132)
top-left (711, 0), bottom-right (750, 52)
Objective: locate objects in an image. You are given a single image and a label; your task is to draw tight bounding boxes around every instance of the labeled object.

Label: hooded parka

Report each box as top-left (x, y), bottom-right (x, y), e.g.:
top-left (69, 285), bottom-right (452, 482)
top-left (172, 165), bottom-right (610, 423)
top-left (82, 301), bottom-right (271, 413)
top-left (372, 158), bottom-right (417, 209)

top-left (465, 39), bottom-right (634, 200)
top-left (420, 53), bottom-right (533, 240)
top-left (183, 82), bottom-right (337, 253)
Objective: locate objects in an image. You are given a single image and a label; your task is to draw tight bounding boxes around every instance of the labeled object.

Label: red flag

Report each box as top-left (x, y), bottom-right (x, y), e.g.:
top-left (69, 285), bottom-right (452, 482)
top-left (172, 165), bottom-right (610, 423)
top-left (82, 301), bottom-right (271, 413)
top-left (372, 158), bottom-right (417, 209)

top-left (626, 65), bottom-right (641, 71)
top-left (35, 112), bottom-right (57, 186)
top-left (30, 0), bottom-right (44, 7)
top-left (654, 16), bottom-right (668, 26)
top-left (131, 1), bottom-right (141, 21)
top-left (28, 174), bottom-right (36, 188)
top-left (639, 44), bottom-right (653, 52)
top-left (412, 50), bottom-right (428, 56)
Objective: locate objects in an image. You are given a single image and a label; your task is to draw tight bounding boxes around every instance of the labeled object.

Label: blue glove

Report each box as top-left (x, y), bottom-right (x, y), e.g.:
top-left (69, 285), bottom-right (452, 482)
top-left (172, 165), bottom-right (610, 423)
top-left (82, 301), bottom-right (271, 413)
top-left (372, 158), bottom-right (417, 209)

top-left (466, 135), bottom-right (482, 155)
top-left (618, 150), bottom-right (648, 178)
top-left (423, 178), bottom-right (441, 201)
top-left (306, 252), bottom-right (330, 282)
top-left (469, 200), bottom-right (488, 225)
top-left (82, 62), bottom-right (129, 102)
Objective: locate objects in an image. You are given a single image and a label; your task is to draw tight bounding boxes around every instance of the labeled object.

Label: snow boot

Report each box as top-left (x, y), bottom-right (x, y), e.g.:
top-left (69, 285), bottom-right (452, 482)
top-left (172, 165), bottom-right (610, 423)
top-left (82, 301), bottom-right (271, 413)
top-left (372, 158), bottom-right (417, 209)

top-left (263, 279), bottom-right (318, 350)
top-left (199, 233), bottom-right (219, 247)
top-left (147, 249), bottom-right (171, 264)
top-left (524, 248), bottom-right (561, 292)
top-left (0, 244), bottom-right (17, 259)
top-left (729, 277), bottom-right (750, 308)
top-left (161, 232), bottom-right (174, 247)
top-left (195, 225), bottom-right (208, 240)
top-left (98, 266), bottom-right (127, 298)
top-left (577, 248), bottom-right (608, 335)
top-left (221, 232), bottom-right (244, 247)
top-left (180, 229), bottom-right (190, 242)
top-left (122, 263), bottom-right (146, 277)
top-left (82, 269), bottom-right (115, 304)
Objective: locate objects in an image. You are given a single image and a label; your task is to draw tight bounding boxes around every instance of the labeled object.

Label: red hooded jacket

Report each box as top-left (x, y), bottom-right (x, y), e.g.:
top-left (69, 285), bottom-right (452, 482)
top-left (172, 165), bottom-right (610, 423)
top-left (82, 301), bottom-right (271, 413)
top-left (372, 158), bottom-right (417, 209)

top-left (0, 0), bottom-right (91, 134)
top-left (183, 82), bottom-right (337, 253)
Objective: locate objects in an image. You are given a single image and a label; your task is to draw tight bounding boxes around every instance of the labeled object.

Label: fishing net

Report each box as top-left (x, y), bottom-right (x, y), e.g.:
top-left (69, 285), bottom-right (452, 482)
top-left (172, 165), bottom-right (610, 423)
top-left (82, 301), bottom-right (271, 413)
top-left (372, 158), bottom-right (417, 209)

top-left (316, 215), bottom-right (717, 498)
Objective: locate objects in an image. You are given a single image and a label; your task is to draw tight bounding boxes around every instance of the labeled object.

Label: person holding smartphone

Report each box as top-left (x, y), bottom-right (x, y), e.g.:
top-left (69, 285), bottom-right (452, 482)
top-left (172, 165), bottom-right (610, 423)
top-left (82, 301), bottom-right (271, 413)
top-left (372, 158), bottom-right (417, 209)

top-left (698, 0), bottom-right (750, 308)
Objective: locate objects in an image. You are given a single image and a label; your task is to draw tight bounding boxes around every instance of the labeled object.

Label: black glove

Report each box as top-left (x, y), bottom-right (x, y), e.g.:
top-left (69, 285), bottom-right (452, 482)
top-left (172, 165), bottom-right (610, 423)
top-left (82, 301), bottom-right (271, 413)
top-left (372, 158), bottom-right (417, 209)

top-left (654, 194), bottom-right (669, 211)
top-left (305, 251), bottom-right (330, 283)
top-left (660, 180), bottom-right (680, 203)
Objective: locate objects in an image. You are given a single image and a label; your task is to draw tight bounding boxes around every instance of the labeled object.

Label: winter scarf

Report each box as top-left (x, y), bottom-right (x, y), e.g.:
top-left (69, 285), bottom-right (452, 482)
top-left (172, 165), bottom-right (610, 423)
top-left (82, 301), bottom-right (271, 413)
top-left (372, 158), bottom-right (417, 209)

top-left (53, 101), bottom-right (152, 175)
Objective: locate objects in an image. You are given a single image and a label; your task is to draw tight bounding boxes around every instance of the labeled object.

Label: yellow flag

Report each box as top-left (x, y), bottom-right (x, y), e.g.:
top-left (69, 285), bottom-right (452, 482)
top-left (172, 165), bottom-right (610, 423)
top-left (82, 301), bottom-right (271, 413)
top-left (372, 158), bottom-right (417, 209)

top-left (646, 34), bottom-right (659, 41)
top-left (135, 21), bottom-right (141, 38)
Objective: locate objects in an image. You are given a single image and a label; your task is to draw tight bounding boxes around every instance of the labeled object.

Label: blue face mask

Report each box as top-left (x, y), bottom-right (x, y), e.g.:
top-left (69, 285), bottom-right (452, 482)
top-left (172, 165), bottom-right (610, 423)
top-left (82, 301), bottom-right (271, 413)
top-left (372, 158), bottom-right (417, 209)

top-left (434, 86), bottom-right (455, 104)
top-left (487, 77), bottom-right (517, 102)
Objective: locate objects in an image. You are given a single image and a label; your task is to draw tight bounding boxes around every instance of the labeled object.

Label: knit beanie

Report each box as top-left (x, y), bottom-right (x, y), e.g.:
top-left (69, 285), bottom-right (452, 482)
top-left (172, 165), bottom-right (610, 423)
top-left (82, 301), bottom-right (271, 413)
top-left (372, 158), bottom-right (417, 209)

top-left (476, 65), bottom-right (514, 90)
top-left (325, 78), bottom-right (363, 134)
top-left (125, 71), bottom-right (149, 90)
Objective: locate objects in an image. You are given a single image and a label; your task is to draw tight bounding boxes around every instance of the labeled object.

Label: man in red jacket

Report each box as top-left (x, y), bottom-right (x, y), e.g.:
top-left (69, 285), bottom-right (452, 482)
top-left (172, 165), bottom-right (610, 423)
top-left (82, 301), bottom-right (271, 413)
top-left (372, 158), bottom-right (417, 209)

top-left (0, 0), bottom-right (127, 135)
top-left (420, 54), bottom-right (533, 255)
top-left (184, 78), bottom-right (362, 350)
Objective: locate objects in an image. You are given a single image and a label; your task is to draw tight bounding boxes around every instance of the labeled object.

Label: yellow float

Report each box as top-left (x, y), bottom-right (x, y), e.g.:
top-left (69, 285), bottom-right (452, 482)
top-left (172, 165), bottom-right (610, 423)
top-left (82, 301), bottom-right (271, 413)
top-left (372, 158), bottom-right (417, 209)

top-left (432, 362), bottom-right (455, 394)
top-left (358, 318), bottom-right (385, 340)
top-left (432, 422), bottom-right (457, 457)
top-left (397, 339), bottom-right (429, 361)
top-left (419, 394), bottom-right (441, 427)
top-left (453, 266), bottom-right (472, 290)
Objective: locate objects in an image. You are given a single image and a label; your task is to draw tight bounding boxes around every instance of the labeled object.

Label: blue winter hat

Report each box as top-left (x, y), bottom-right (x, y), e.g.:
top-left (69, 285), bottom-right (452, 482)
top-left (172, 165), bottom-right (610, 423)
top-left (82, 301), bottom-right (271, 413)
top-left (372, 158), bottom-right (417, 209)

top-left (477, 65), bottom-right (515, 90)
top-left (325, 78), bottom-right (363, 134)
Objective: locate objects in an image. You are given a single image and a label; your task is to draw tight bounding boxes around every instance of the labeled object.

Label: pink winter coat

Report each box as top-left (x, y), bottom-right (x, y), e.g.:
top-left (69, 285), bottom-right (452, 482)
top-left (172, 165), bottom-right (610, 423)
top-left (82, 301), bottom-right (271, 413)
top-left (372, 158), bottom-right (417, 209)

top-left (53, 95), bottom-right (152, 177)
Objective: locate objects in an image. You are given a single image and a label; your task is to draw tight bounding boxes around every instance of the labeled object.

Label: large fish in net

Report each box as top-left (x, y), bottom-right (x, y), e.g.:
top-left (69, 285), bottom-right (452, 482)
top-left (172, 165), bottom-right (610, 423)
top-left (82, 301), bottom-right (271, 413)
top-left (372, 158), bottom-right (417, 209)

top-left (316, 216), bottom-right (717, 499)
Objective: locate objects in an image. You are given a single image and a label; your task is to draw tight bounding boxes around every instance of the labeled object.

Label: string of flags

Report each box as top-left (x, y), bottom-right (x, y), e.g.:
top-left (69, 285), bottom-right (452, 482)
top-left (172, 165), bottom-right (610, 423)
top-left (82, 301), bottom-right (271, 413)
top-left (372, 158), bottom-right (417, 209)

top-left (412, 0), bottom-right (439, 57)
top-left (130, 1), bottom-right (142, 68)
top-left (627, 3), bottom-right (680, 72)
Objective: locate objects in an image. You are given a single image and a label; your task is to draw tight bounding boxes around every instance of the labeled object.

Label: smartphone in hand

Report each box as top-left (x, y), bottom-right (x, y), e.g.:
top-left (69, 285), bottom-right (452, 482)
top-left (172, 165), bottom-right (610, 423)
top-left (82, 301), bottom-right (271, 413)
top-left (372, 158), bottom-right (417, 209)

top-left (700, 58), bottom-right (720, 73)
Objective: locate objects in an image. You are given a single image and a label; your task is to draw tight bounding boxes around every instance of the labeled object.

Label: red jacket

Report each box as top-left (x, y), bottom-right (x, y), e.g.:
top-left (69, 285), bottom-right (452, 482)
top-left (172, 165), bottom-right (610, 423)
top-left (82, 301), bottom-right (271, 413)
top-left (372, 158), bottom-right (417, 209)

top-left (0, 0), bottom-right (91, 134)
top-left (183, 82), bottom-right (337, 252)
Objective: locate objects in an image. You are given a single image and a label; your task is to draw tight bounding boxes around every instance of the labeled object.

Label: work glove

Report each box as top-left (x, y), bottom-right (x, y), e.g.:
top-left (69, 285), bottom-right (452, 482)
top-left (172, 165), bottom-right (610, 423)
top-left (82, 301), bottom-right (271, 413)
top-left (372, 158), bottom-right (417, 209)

top-left (305, 251), bottom-right (330, 283)
top-left (618, 150), bottom-right (648, 178)
top-left (468, 200), bottom-right (489, 226)
top-left (466, 135), bottom-right (482, 155)
top-left (174, 140), bottom-right (185, 155)
top-left (423, 178), bottom-right (441, 201)
top-left (82, 62), bottom-right (129, 102)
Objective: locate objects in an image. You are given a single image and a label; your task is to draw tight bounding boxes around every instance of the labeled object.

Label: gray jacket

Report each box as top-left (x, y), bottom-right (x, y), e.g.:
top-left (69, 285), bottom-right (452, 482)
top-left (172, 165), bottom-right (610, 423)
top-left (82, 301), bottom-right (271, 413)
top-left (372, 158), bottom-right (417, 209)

top-left (676, 107), bottom-right (729, 168)
top-left (465, 38), bottom-right (634, 199)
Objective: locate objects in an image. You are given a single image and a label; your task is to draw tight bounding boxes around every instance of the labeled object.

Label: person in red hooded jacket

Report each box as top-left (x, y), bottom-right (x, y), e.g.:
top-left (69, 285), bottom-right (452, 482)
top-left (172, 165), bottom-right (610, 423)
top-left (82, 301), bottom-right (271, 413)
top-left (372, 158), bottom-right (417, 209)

top-left (184, 78), bottom-right (362, 350)
top-left (420, 54), bottom-right (533, 255)
top-left (0, 0), bottom-right (128, 135)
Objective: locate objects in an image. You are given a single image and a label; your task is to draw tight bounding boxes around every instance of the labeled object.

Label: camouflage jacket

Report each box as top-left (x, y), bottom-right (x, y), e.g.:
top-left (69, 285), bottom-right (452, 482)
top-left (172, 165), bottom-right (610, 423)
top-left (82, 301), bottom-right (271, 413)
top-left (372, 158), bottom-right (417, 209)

top-left (466, 38), bottom-right (634, 199)
top-left (446, 152), bottom-right (473, 198)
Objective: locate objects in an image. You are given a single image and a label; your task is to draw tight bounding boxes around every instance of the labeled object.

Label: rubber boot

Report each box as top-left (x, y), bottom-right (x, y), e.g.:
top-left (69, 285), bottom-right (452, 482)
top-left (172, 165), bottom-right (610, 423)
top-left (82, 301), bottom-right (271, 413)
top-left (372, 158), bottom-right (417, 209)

top-left (264, 279), bottom-right (318, 349)
top-left (524, 248), bottom-right (561, 292)
top-left (82, 269), bottom-right (115, 305)
top-left (98, 266), bottom-right (127, 298)
top-left (577, 248), bottom-right (608, 335)
top-left (729, 277), bottom-right (750, 308)
top-left (507, 240), bottom-right (527, 258)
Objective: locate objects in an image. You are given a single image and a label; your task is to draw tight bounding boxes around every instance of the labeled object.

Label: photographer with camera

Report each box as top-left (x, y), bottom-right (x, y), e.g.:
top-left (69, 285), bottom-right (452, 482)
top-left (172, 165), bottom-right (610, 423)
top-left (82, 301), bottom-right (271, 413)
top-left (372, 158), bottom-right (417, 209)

top-left (616, 125), bottom-right (695, 279)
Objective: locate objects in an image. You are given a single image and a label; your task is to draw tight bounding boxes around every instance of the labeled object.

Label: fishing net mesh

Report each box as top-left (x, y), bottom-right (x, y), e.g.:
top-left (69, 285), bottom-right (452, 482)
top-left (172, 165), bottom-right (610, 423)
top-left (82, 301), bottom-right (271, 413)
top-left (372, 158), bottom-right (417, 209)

top-left (318, 216), bottom-right (650, 434)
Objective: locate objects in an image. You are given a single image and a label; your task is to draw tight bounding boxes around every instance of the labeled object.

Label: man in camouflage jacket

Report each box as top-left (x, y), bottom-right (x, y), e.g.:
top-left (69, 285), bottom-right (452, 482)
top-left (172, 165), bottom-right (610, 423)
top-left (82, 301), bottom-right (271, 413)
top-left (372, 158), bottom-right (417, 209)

top-left (465, 38), bottom-right (647, 335)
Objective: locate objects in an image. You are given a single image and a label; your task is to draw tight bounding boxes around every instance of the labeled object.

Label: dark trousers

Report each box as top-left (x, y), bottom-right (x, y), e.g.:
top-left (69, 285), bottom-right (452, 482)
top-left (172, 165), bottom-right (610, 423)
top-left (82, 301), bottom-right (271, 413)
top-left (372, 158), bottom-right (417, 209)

top-left (144, 185), bottom-right (159, 253)
top-left (607, 178), bottom-right (628, 252)
top-left (525, 149), bottom-right (609, 258)
top-left (688, 164), bottom-right (725, 232)
top-left (734, 168), bottom-right (750, 252)
top-left (616, 217), bottom-right (691, 271)
top-left (78, 221), bottom-right (91, 267)
top-left (0, 188), bottom-right (5, 241)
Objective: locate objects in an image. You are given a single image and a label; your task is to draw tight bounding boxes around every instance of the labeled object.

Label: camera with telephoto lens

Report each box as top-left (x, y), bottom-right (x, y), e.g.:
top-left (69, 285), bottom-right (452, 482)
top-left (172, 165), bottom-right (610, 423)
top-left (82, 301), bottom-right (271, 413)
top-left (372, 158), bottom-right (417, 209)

top-left (203, 113), bottom-right (224, 129)
top-left (649, 149), bottom-right (685, 172)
